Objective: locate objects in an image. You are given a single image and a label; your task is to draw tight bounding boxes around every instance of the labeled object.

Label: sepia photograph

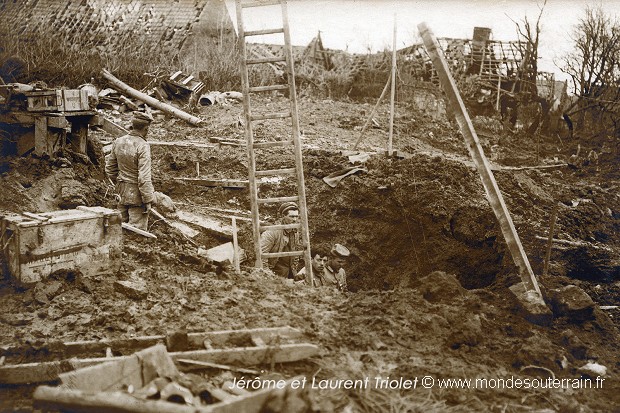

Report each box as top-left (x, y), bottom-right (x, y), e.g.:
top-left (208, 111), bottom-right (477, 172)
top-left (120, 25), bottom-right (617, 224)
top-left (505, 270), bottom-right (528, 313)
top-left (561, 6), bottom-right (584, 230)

top-left (0, 0), bottom-right (619, 411)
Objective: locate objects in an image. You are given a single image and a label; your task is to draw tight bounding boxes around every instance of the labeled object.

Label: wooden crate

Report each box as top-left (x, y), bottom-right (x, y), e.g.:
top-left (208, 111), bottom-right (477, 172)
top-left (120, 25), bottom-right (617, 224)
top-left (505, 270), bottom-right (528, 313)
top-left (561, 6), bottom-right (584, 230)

top-left (25, 89), bottom-right (90, 112)
top-left (25, 90), bottom-right (63, 112)
top-left (0, 206), bottom-right (122, 285)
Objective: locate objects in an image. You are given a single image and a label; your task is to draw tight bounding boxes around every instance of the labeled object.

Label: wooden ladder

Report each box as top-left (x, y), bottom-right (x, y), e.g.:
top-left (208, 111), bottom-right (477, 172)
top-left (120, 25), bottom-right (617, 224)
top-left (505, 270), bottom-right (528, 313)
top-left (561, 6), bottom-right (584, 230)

top-left (235, 0), bottom-right (313, 284)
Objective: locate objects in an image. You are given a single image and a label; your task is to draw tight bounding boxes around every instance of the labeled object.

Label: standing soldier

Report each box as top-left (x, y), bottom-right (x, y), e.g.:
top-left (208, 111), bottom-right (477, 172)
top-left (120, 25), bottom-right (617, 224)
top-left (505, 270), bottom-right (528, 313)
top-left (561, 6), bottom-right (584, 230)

top-left (105, 111), bottom-right (155, 231)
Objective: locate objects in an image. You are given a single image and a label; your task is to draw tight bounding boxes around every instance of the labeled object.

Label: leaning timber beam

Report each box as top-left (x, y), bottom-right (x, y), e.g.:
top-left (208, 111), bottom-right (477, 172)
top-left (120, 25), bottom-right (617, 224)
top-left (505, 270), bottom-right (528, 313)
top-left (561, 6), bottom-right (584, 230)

top-left (418, 23), bottom-right (542, 297)
top-left (101, 69), bottom-right (202, 126)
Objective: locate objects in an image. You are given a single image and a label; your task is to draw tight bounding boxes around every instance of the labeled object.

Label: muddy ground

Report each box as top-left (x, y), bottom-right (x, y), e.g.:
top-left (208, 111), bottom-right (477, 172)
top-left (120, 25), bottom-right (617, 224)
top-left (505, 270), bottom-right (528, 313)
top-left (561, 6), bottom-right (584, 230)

top-left (1, 94), bottom-right (620, 412)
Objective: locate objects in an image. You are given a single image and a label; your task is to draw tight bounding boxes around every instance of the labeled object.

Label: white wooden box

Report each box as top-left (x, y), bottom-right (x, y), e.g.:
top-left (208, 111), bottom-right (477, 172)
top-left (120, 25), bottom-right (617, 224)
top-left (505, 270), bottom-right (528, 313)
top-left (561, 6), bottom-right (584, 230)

top-left (1, 206), bottom-right (122, 285)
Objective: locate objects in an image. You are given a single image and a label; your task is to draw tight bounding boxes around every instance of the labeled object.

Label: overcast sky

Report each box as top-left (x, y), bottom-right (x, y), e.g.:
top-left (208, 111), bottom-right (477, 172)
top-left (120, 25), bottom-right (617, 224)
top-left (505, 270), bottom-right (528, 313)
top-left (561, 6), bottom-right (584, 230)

top-left (225, 0), bottom-right (620, 80)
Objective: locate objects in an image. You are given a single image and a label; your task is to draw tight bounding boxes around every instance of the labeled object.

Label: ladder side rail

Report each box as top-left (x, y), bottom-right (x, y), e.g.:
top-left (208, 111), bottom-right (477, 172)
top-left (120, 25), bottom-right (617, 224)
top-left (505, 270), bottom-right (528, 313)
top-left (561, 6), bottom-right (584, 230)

top-left (236, 0), bottom-right (263, 268)
top-left (281, 0), bottom-right (313, 286)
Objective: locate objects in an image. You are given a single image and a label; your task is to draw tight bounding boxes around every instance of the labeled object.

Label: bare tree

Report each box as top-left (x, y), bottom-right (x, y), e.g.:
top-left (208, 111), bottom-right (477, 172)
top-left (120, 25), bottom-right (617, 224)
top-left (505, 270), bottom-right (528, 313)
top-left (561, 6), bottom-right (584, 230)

top-left (509, 0), bottom-right (547, 97)
top-left (561, 6), bottom-right (620, 136)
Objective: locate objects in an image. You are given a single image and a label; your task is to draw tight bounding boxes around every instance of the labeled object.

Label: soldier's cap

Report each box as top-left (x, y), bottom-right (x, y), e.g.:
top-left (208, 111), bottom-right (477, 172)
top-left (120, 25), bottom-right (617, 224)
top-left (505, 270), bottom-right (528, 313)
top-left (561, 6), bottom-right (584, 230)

top-left (330, 243), bottom-right (350, 258)
top-left (279, 201), bottom-right (298, 215)
top-left (132, 111), bottom-right (154, 126)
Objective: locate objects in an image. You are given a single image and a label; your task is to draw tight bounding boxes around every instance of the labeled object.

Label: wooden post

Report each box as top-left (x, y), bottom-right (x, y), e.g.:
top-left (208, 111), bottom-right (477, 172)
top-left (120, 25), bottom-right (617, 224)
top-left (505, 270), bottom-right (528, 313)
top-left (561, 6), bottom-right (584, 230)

top-left (232, 217), bottom-right (240, 273)
top-left (34, 116), bottom-right (48, 156)
top-left (70, 120), bottom-right (88, 154)
top-left (387, 14), bottom-right (397, 156)
top-left (352, 73), bottom-right (391, 150)
top-left (419, 22), bottom-right (542, 296)
top-left (542, 202), bottom-right (559, 278)
top-left (496, 74), bottom-right (501, 111)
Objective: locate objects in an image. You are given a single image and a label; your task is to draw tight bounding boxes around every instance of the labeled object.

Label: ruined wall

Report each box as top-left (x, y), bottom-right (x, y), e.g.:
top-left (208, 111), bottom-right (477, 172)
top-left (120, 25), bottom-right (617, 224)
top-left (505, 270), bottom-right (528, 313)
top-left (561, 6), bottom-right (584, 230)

top-left (0, 0), bottom-right (235, 56)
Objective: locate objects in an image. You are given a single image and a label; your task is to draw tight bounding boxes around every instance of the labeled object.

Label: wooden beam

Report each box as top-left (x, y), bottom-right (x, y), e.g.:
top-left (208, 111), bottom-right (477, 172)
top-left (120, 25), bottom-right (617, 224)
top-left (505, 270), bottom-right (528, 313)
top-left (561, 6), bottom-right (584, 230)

top-left (419, 22), bottom-right (542, 296)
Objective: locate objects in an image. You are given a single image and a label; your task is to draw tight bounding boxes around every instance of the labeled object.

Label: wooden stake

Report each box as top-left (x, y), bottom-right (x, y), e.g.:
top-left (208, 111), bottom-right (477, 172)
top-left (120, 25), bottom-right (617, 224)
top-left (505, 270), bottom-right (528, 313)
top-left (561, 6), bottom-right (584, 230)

top-left (352, 72), bottom-right (391, 150)
top-left (387, 13), bottom-right (397, 156)
top-left (121, 223), bottom-right (157, 239)
top-left (419, 22), bottom-right (542, 296)
top-left (542, 202), bottom-right (559, 277)
top-left (232, 217), bottom-right (240, 273)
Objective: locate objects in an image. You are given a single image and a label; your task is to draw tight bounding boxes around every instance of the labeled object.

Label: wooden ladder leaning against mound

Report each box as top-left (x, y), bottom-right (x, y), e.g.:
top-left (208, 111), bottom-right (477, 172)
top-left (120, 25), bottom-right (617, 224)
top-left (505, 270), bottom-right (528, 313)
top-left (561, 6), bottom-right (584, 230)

top-left (235, 0), bottom-right (313, 285)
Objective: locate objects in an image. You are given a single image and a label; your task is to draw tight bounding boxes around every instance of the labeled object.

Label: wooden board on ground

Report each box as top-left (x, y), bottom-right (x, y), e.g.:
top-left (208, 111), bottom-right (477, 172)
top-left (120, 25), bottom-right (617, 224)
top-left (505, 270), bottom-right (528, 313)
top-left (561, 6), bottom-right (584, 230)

top-left (176, 210), bottom-right (232, 238)
top-left (0, 327), bottom-right (307, 384)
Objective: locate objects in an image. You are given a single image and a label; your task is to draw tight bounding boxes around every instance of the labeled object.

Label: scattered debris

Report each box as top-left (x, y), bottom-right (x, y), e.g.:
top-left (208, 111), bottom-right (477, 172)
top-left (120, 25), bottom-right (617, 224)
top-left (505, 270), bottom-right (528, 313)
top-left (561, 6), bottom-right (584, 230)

top-left (101, 69), bottom-right (202, 126)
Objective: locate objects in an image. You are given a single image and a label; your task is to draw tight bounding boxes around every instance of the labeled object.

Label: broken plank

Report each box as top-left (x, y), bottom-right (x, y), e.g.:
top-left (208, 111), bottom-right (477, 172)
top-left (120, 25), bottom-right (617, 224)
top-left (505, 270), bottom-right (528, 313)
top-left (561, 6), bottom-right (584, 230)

top-left (34, 386), bottom-right (208, 413)
top-left (59, 344), bottom-right (177, 392)
top-left (174, 177), bottom-right (248, 188)
top-left (176, 358), bottom-right (260, 375)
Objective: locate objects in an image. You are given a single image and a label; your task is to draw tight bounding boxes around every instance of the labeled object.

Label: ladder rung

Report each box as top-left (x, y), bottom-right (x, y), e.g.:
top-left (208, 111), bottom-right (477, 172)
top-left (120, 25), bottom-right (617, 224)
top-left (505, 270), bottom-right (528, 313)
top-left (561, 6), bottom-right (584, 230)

top-left (247, 57), bottom-right (286, 65)
top-left (251, 112), bottom-right (290, 121)
top-left (249, 85), bottom-right (289, 93)
top-left (241, 0), bottom-right (281, 8)
top-left (258, 196), bottom-right (299, 204)
top-left (253, 140), bottom-right (294, 149)
top-left (245, 28), bottom-right (284, 36)
top-left (255, 168), bottom-right (296, 177)
top-left (262, 250), bottom-right (304, 259)
top-left (260, 223), bottom-right (301, 231)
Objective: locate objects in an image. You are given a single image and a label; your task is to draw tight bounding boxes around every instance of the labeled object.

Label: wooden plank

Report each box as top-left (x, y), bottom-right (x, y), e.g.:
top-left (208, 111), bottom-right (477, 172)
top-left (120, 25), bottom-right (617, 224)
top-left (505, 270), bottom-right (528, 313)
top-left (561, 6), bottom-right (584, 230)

top-left (419, 22), bottom-right (542, 296)
top-left (170, 343), bottom-right (319, 366)
top-left (0, 328), bottom-right (305, 384)
top-left (0, 344), bottom-right (316, 385)
top-left (198, 326), bottom-right (303, 347)
top-left (1, 327), bottom-right (302, 360)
